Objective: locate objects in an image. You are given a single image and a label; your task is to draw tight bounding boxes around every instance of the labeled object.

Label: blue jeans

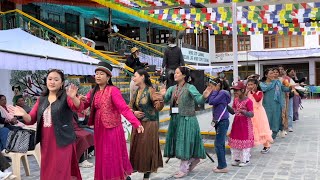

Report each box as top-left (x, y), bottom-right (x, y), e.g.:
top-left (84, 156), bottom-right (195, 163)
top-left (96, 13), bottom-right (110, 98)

top-left (214, 119), bottom-right (229, 169)
top-left (0, 127), bottom-right (9, 151)
top-left (288, 98), bottom-right (293, 129)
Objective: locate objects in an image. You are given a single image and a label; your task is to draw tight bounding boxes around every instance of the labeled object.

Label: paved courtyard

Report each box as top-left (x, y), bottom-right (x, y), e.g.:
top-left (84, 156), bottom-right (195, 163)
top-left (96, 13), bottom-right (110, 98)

top-left (20, 99), bottom-right (320, 180)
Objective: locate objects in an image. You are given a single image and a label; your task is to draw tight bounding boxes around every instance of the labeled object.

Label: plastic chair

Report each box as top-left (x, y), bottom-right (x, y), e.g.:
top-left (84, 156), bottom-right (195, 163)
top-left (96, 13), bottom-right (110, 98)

top-left (2, 144), bottom-right (41, 180)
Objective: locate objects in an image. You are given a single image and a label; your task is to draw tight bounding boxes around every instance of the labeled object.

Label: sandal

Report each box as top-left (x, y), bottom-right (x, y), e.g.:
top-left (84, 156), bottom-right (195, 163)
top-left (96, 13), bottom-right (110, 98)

top-left (173, 171), bottom-right (187, 178)
top-left (79, 160), bottom-right (94, 168)
top-left (189, 159), bottom-right (200, 172)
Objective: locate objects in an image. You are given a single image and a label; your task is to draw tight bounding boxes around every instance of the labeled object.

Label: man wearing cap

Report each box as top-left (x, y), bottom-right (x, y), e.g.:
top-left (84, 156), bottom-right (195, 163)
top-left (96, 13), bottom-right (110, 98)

top-left (126, 47), bottom-right (147, 100)
top-left (161, 37), bottom-right (185, 87)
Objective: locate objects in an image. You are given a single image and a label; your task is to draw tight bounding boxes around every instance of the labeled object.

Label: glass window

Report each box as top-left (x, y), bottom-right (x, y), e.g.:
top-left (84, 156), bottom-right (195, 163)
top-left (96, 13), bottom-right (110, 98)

top-left (215, 35), bottom-right (251, 53)
top-left (264, 35), bottom-right (304, 49)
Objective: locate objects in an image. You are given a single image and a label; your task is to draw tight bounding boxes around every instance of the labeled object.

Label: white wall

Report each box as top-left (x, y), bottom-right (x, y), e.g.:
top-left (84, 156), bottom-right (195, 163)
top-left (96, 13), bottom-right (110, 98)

top-left (304, 34), bottom-right (319, 48)
top-left (250, 34), bottom-right (263, 51)
top-left (0, 70), bottom-right (13, 104)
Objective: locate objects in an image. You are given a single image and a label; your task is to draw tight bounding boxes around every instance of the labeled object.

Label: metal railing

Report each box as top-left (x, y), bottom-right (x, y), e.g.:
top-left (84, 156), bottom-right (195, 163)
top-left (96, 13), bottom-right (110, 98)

top-left (0, 9), bottom-right (134, 76)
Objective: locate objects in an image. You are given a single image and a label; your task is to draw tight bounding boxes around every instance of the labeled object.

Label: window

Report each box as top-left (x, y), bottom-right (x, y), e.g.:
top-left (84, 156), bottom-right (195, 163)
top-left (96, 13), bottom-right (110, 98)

top-left (184, 33), bottom-right (196, 45)
top-left (65, 13), bottom-right (79, 36)
top-left (153, 30), bottom-right (171, 44)
top-left (198, 29), bottom-right (209, 51)
top-left (264, 35), bottom-right (304, 49)
top-left (85, 19), bottom-right (111, 41)
top-left (22, 4), bottom-right (40, 19)
top-left (48, 13), bottom-right (60, 22)
top-left (215, 35), bottom-right (251, 53)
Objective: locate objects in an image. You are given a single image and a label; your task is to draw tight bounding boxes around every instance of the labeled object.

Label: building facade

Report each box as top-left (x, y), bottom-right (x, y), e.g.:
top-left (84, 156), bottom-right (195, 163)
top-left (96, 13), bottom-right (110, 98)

top-left (210, 34), bottom-right (320, 85)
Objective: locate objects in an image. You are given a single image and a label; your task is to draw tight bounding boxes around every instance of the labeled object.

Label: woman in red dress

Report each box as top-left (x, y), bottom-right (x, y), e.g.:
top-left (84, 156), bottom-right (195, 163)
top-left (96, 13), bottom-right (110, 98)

top-left (10, 69), bottom-right (83, 180)
top-left (81, 61), bottom-right (144, 180)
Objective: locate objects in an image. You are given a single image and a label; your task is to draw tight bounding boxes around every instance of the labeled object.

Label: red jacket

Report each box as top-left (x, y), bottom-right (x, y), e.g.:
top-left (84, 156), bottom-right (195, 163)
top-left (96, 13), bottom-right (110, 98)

top-left (84, 86), bottom-right (140, 129)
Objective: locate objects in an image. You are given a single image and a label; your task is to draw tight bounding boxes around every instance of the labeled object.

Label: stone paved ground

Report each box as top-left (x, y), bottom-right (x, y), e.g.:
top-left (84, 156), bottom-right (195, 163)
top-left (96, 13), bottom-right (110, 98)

top-left (20, 99), bottom-right (320, 180)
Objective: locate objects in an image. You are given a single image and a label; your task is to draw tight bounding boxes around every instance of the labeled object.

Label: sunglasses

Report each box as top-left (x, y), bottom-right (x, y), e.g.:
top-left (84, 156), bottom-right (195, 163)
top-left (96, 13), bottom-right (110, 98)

top-left (208, 79), bottom-right (218, 85)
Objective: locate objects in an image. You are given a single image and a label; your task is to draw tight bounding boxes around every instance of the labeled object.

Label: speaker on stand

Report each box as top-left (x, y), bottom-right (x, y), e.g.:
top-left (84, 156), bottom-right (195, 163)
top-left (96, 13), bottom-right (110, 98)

top-left (189, 69), bottom-right (205, 111)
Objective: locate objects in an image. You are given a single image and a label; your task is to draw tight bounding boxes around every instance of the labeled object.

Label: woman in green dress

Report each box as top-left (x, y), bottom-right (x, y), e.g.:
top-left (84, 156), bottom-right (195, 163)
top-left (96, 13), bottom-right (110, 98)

top-left (260, 68), bottom-right (290, 140)
top-left (129, 69), bottom-right (164, 180)
top-left (160, 66), bottom-right (212, 178)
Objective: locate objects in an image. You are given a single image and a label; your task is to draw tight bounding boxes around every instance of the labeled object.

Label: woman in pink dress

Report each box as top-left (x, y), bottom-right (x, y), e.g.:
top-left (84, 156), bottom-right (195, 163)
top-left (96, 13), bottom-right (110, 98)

top-left (81, 61), bottom-right (144, 180)
top-left (246, 79), bottom-right (273, 154)
top-left (228, 81), bottom-right (254, 167)
top-left (10, 69), bottom-right (83, 180)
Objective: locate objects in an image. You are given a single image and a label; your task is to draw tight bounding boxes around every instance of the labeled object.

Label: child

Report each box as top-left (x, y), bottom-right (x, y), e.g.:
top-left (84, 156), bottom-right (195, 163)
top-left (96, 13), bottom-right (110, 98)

top-left (246, 79), bottom-right (273, 153)
top-left (229, 81), bottom-right (254, 167)
top-left (207, 78), bottom-right (231, 173)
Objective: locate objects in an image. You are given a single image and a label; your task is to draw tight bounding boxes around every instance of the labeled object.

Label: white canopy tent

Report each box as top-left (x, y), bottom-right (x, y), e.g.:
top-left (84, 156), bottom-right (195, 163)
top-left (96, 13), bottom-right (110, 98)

top-left (0, 28), bottom-right (122, 101)
top-left (0, 28), bottom-right (120, 76)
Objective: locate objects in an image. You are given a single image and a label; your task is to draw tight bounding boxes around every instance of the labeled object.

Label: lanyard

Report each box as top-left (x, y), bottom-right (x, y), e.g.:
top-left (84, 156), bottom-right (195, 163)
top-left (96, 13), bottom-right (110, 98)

top-left (174, 83), bottom-right (186, 102)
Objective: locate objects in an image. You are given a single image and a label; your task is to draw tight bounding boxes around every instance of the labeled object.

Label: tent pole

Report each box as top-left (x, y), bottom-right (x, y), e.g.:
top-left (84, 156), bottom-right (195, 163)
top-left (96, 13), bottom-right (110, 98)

top-left (232, 2), bottom-right (238, 83)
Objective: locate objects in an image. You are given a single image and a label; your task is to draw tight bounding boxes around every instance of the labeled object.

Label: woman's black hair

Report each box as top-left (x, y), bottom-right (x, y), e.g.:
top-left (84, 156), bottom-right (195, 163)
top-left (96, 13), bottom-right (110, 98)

top-left (0, 95), bottom-right (5, 100)
top-left (12, 85), bottom-right (21, 91)
top-left (209, 78), bottom-right (230, 92)
top-left (272, 67), bottom-right (280, 74)
top-left (135, 69), bottom-right (152, 87)
top-left (286, 68), bottom-right (294, 75)
top-left (247, 78), bottom-right (262, 91)
top-left (177, 66), bottom-right (191, 82)
top-left (260, 68), bottom-right (273, 82)
top-left (41, 69), bottom-right (65, 99)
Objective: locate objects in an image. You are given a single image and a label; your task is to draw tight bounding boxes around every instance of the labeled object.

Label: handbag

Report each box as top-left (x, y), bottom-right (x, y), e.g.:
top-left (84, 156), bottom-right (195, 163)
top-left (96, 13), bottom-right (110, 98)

top-left (211, 106), bottom-right (227, 127)
top-left (5, 128), bottom-right (36, 153)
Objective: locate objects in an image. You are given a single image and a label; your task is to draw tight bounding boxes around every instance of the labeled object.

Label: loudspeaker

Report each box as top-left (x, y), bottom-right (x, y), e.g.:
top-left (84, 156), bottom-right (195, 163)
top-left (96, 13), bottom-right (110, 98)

top-left (189, 70), bottom-right (205, 93)
top-left (189, 70), bottom-right (205, 111)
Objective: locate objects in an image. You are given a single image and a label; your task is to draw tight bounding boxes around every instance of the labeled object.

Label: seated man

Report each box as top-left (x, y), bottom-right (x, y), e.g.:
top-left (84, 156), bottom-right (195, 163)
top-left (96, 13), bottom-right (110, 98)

top-left (125, 47), bottom-right (148, 100)
top-left (15, 95), bottom-right (31, 114)
top-left (15, 95), bottom-right (31, 124)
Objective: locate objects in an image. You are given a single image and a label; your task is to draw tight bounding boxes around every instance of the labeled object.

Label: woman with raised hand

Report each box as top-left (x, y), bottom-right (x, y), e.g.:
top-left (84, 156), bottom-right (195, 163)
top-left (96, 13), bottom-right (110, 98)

top-left (10, 69), bottom-right (83, 180)
top-left (81, 61), bottom-right (144, 180)
top-left (159, 66), bottom-right (212, 179)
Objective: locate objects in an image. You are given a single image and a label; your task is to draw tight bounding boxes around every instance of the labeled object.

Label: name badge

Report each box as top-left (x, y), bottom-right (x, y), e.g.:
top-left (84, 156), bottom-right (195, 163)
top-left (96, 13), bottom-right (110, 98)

top-left (171, 107), bottom-right (179, 114)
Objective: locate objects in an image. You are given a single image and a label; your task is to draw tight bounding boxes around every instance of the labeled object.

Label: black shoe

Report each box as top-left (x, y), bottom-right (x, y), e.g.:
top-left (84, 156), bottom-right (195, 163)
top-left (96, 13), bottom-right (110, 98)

top-left (144, 172), bottom-right (151, 178)
top-left (261, 147), bottom-right (270, 154)
top-left (126, 176), bottom-right (131, 180)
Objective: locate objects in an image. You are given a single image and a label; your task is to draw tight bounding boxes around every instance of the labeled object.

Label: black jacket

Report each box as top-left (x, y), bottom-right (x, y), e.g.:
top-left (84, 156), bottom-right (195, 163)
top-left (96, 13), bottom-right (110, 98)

top-left (162, 46), bottom-right (185, 70)
top-left (125, 55), bottom-right (145, 71)
top-left (36, 92), bottom-right (76, 147)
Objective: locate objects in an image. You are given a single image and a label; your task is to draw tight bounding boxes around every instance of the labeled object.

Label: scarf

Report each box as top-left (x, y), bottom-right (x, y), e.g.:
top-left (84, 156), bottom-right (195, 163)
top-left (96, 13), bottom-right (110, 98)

top-left (0, 105), bottom-right (14, 121)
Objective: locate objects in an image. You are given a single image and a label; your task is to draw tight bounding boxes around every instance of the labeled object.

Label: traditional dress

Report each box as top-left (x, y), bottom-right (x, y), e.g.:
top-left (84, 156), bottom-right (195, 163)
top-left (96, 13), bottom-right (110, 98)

top-left (84, 86), bottom-right (141, 180)
top-left (28, 98), bottom-right (82, 180)
top-left (164, 83), bottom-right (206, 173)
top-left (260, 80), bottom-right (289, 139)
top-left (129, 87), bottom-right (164, 173)
top-left (228, 97), bottom-right (254, 163)
top-left (247, 91), bottom-right (273, 147)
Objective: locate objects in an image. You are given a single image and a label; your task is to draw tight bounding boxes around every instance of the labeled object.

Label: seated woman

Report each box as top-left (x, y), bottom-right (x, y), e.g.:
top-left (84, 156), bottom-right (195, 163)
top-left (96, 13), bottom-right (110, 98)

top-left (72, 113), bottom-right (94, 168)
top-left (0, 95), bottom-right (20, 128)
top-left (0, 95), bottom-right (15, 151)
